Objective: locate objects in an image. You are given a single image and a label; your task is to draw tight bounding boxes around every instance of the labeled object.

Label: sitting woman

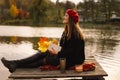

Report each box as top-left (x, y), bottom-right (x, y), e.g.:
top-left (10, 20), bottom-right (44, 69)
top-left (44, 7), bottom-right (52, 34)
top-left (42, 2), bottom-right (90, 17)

top-left (1, 9), bottom-right (85, 73)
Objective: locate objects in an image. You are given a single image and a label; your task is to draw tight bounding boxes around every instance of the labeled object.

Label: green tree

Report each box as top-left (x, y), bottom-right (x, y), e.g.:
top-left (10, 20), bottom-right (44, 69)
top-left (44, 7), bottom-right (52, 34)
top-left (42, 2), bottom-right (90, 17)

top-left (110, 0), bottom-right (120, 18)
top-left (77, 0), bottom-right (90, 22)
top-left (29, 0), bottom-right (55, 26)
top-left (4, 0), bottom-right (10, 8)
top-left (89, 0), bottom-right (95, 22)
top-left (55, 0), bottom-right (65, 23)
top-left (65, 1), bottom-right (76, 11)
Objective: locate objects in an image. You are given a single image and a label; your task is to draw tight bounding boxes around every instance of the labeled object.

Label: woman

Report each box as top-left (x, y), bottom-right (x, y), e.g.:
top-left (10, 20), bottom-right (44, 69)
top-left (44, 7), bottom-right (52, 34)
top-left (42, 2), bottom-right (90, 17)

top-left (1, 9), bottom-right (85, 73)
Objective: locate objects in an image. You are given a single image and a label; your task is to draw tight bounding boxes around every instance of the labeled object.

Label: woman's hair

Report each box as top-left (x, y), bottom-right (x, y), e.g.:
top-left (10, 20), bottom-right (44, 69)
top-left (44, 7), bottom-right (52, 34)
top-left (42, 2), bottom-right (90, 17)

top-left (64, 16), bottom-right (85, 40)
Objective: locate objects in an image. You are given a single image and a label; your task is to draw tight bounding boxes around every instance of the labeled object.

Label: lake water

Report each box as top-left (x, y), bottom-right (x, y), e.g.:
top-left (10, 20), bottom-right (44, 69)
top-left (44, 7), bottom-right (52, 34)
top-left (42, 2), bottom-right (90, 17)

top-left (0, 25), bottom-right (120, 80)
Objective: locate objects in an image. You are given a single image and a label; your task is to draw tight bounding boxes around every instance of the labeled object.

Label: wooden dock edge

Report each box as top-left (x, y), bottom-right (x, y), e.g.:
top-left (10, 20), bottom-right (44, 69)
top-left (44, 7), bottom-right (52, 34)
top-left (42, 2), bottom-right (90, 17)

top-left (8, 58), bottom-right (108, 80)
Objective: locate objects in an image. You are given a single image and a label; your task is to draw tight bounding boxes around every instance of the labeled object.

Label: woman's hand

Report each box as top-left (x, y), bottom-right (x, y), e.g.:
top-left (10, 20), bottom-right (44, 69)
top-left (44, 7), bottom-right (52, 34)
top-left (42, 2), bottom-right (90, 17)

top-left (48, 48), bottom-right (58, 55)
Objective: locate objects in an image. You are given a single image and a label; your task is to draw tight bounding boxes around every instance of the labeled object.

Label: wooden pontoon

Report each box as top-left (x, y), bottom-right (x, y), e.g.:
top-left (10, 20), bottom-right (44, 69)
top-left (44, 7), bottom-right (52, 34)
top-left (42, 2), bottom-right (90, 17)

top-left (8, 59), bottom-right (108, 80)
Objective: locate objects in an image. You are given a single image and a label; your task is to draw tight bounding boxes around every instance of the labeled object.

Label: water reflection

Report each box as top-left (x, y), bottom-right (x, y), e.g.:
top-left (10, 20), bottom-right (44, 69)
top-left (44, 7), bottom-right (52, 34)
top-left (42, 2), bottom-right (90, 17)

top-left (0, 26), bottom-right (120, 80)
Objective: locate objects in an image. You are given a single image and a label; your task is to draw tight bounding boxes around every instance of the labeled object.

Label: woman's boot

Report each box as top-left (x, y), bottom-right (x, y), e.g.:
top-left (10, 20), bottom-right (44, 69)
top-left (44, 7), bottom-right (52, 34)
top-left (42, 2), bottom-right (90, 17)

top-left (1, 57), bottom-right (16, 73)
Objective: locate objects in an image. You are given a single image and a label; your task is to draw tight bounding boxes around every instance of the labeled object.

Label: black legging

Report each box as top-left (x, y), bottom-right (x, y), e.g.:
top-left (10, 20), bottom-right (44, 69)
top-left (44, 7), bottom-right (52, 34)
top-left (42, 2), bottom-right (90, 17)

top-left (13, 51), bottom-right (59, 68)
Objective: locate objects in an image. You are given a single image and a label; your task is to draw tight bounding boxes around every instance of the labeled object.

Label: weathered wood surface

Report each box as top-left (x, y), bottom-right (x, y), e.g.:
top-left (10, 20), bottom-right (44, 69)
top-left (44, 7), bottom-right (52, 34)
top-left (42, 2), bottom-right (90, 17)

top-left (8, 59), bottom-right (108, 80)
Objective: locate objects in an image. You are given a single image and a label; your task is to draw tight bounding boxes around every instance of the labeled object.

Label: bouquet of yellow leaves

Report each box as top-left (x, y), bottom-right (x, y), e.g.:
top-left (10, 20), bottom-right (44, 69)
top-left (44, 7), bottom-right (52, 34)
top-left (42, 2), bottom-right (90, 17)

top-left (38, 37), bottom-right (58, 52)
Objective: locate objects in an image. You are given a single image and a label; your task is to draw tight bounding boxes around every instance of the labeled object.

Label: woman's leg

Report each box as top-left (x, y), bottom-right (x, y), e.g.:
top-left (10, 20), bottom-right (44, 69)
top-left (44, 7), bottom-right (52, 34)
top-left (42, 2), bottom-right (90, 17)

top-left (17, 58), bottom-right (46, 68)
top-left (1, 51), bottom-right (48, 73)
top-left (14, 51), bottom-right (48, 66)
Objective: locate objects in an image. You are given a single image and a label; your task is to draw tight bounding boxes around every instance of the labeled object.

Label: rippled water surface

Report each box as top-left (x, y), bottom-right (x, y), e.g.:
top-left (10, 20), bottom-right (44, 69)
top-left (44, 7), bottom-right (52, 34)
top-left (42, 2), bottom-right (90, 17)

top-left (0, 25), bottom-right (120, 80)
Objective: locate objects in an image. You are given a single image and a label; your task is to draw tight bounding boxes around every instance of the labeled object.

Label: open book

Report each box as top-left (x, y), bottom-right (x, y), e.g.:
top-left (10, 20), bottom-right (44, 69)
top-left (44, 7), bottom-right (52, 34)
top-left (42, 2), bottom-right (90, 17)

top-left (48, 43), bottom-right (61, 53)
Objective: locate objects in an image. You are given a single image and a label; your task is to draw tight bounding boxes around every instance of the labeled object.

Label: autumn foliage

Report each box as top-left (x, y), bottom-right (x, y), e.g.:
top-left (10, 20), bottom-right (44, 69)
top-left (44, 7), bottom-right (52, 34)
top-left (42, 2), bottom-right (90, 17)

top-left (17, 9), bottom-right (29, 19)
top-left (10, 4), bottom-right (18, 18)
top-left (9, 4), bottom-right (29, 19)
top-left (37, 37), bottom-right (58, 52)
top-left (38, 37), bottom-right (50, 52)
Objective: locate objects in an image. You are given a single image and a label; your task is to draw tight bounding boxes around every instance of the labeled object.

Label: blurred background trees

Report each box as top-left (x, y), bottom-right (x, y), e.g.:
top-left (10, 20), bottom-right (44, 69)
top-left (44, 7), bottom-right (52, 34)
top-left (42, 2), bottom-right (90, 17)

top-left (77, 0), bottom-right (120, 23)
top-left (0, 0), bottom-right (119, 26)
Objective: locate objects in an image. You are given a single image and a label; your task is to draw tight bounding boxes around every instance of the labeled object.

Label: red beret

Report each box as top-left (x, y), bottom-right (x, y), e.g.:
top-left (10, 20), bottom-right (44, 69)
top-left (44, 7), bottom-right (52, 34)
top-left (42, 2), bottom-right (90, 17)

top-left (66, 9), bottom-right (79, 23)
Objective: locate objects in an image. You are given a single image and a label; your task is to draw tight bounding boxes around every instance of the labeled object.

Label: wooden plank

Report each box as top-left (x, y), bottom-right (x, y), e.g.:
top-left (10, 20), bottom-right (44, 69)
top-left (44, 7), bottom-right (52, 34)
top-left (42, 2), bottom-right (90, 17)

top-left (9, 59), bottom-right (108, 79)
top-left (7, 78), bottom-right (13, 80)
